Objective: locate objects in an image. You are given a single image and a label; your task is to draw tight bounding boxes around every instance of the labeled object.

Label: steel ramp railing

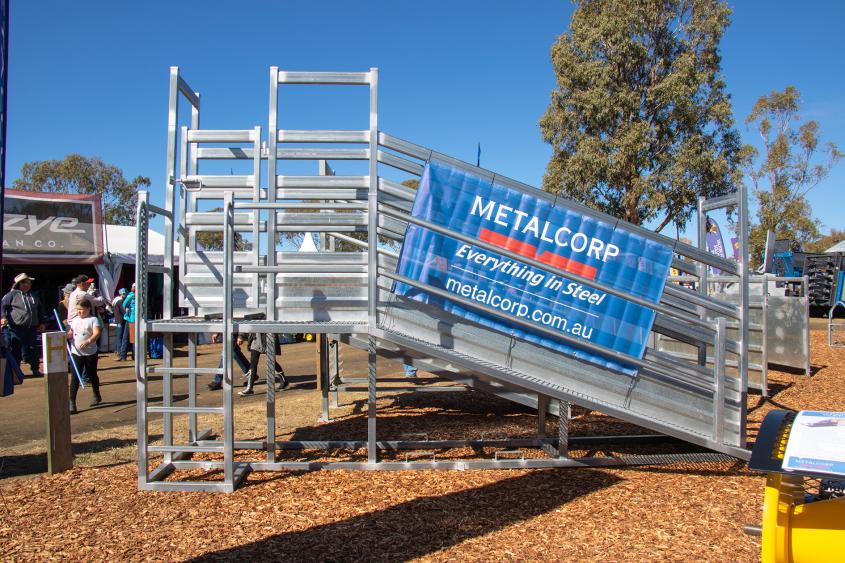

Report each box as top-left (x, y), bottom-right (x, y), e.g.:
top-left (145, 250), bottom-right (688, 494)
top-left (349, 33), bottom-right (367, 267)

top-left (134, 66), bottom-right (751, 492)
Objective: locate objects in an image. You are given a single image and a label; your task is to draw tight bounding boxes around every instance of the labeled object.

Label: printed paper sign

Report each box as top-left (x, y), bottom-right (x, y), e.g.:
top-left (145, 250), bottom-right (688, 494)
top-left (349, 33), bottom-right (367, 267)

top-left (783, 411), bottom-right (845, 476)
top-left (393, 161), bottom-right (673, 375)
top-left (42, 331), bottom-right (68, 374)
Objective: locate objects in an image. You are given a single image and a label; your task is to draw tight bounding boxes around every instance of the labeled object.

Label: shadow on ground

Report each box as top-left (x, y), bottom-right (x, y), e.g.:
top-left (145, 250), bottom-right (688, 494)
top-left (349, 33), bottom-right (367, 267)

top-left (0, 435), bottom-right (159, 480)
top-left (189, 468), bottom-right (620, 562)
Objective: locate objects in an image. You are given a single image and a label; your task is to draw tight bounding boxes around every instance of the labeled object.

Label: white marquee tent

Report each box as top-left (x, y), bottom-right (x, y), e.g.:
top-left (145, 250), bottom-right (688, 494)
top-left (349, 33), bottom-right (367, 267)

top-left (96, 225), bottom-right (179, 301)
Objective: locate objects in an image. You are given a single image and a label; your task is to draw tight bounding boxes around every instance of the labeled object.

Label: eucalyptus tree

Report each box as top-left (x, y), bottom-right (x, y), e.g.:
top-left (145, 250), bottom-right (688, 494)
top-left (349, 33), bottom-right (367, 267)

top-left (540, 0), bottom-right (743, 232)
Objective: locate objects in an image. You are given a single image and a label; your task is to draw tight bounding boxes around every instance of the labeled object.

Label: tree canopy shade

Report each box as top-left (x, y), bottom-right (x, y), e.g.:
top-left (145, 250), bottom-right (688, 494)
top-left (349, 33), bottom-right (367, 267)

top-left (743, 86), bottom-right (842, 266)
top-left (804, 228), bottom-right (845, 254)
top-left (539, 0), bottom-right (743, 232)
top-left (12, 154), bottom-right (150, 225)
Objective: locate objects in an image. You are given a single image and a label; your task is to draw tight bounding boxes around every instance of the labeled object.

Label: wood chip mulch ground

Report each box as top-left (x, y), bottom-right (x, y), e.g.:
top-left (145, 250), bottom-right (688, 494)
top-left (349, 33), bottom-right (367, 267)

top-left (1, 330), bottom-right (843, 562)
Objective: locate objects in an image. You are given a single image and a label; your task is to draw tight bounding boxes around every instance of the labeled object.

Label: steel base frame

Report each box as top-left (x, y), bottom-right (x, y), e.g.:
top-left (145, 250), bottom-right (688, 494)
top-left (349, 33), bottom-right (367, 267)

top-left (135, 66), bottom-right (751, 493)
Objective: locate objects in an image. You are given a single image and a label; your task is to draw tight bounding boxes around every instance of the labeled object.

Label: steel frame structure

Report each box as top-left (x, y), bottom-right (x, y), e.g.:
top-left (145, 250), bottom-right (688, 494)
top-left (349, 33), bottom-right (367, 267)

top-left (655, 273), bottom-right (811, 396)
top-left (135, 67), bottom-right (751, 492)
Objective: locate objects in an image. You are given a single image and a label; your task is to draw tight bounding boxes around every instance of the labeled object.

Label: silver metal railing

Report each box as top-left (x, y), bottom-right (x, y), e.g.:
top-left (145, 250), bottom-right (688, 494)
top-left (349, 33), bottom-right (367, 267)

top-left (135, 66), bottom-right (751, 493)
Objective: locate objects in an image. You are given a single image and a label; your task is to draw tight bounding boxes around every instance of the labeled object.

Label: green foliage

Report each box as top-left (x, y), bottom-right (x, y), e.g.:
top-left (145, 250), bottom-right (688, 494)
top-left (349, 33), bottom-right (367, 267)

top-left (12, 154), bottom-right (150, 225)
top-left (195, 208), bottom-right (251, 252)
top-left (328, 177), bottom-right (419, 252)
top-left (804, 229), bottom-right (845, 254)
top-left (743, 87), bottom-right (842, 266)
top-left (540, 0), bottom-right (743, 231)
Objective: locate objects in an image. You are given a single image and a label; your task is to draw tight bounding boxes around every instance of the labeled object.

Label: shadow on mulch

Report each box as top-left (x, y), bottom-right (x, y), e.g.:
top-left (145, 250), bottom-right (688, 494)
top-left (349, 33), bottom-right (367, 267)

top-left (770, 362), bottom-right (824, 376)
top-left (0, 435), bottom-right (159, 480)
top-left (287, 390), bottom-right (541, 443)
top-left (189, 469), bottom-right (621, 562)
top-left (623, 457), bottom-right (749, 477)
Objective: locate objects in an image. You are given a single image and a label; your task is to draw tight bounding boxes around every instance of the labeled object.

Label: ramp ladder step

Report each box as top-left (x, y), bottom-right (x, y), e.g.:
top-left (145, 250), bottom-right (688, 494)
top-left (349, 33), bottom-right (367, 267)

top-left (147, 406), bottom-right (225, 415)
top-left (148, 445), bottom-right (225, 453)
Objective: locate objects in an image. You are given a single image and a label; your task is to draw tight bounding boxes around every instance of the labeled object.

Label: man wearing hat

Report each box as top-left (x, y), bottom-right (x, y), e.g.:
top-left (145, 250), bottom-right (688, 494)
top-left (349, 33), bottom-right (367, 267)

top-left (68, 274), bottom-right (108, 324)
top-left (1, 273), bottom-right (46, 377)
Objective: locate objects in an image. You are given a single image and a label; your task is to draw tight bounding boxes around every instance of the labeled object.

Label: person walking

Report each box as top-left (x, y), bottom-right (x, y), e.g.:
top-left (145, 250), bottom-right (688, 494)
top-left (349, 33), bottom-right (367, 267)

top-left (68, 275), bottom-right (108, 324)
top-left (207, 333), bottom-right (251, 391)
top-left (112, 288), bottom-right (129, 361)
top-left (56, 283), bottom-right (76, 326)
top-left (122, 283), bottom-right (136, 360)
top-left (67, 299), bottom-right (103, 413)
top-left (239, 333), bottom-right (287, 396)
top-left (1, 273), bottom-right (46, 377)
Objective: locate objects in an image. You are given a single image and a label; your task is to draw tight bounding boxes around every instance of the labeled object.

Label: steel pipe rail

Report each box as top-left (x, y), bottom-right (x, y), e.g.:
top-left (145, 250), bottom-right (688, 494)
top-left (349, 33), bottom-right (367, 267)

top-left (701, 193), bottom-right (738, 212)
top-left (377, 132), bottom-right (739, 276)
top-left (195, 147), bottom-right (257, 159)
top-left (379, 267), bottom-right (716, 391)
top-left (277, 129), bottom-right (369, 143)
top-left (144, 203), bottom-right (173, 218)
top-left (233, 201), bottom-right (367, 210)
top-left (276, 148), bottom-right (369, 160)
top-left (138, 66), bottom-right (750, 492)
top-left (186, 129), bottom-right (257, 143)
top-left (176, 74), bottom-right (200, 108)
top-left (276, 175), bottom-right (369, 188)
top-left (277, 70), bottom-right (372, 85)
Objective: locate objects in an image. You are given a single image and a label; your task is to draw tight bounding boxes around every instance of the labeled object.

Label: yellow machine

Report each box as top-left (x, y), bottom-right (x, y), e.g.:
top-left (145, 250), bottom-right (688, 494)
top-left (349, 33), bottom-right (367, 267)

top-left (750, 410), bottom-right (845, 562)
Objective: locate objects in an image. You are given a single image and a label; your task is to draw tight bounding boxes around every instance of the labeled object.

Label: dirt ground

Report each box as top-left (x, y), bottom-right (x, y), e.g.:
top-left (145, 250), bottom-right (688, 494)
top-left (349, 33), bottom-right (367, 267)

top-left (0, 340), bottom-right (364, 478)
top-left (0, 330), bottom-right (843, 561)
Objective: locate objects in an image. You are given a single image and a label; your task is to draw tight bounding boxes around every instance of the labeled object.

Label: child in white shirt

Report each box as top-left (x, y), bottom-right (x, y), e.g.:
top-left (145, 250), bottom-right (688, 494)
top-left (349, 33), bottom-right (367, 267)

top-left (67, 300), bottom-right (103, 414)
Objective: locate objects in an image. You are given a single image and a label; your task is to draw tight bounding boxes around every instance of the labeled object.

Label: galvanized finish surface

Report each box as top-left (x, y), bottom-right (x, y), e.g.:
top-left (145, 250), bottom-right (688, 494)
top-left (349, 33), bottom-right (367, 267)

top-left (135, 67), bottom-right (752, 491)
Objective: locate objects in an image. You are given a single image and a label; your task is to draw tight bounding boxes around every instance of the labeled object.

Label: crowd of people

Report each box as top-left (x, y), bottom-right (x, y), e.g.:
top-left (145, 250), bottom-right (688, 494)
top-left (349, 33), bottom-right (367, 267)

top-left (1, 271), bottom-right (289, 411)
top-left (1, 272), bottom-right (136, 413)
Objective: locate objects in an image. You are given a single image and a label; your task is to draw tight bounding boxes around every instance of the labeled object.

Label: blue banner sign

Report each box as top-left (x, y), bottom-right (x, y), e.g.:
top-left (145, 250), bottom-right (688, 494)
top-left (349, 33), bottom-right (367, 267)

top-left (393, 161), bottom-right (673, 375)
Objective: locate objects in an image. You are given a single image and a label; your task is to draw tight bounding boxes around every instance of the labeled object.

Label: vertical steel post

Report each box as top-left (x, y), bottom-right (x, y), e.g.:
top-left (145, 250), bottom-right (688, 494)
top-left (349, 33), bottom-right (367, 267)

top-left (251, 126), bottom-right (261, 308)
top-left (317, 159), bottom-right (332, 422)
top-left (367, 335), bottom-right (377, 464)
top-left (557, 399), bottom-right (570, 458)
top-left (160, 68), bottom-right (181, 466)
top-left (187, 332), bottom-right (197, 442)
top-left (222, 191), bottom-right (235, 487)
top-left (319, 335), bottom-right (331, 422)
top-left (187, 96), bottom-right (200, 315)
top-left (267, 67), bottom-right (279, 323)
top-left (265, 333), bottom-right (276, 463)
top-left (737, 182), bottom-right (750, 447)
top-left (163, 68), bottom-right (179, 322)
top-left (135, 191), bottom-right (150, 486)
top-left (696, 196), bottom-right (709, 366)
top-left (266, 68), bottom-right (280, 468)
top-left (803, 275), bottom-right (810, 376)
top-left (713, 317), bottom-right (726, 443)
top-left (366, 69), bottom-right (379, 464)
top-left (761, 274), bottom-right (771, 397)
top-left (178, 127), bottom-right (189, 311)
top-left (537, 395), bottom-right (548, 440)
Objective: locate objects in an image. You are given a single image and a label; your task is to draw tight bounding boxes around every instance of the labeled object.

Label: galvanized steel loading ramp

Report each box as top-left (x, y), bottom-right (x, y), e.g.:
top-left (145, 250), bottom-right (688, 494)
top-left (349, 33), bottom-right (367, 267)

top-left (135, 67), bottom-right (751, 492)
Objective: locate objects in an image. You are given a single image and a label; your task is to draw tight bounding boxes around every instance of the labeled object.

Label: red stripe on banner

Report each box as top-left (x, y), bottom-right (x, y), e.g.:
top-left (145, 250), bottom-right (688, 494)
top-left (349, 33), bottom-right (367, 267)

top-left (536, 252), bottom-right (597, 280)
top-left (478, 228), bottom-right (537, 257)
top-left (478, 228), bottom-right (597, 280)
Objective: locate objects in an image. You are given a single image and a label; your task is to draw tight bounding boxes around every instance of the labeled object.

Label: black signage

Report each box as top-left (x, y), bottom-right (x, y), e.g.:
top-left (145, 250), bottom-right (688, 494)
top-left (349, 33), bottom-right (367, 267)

top-left (2, 189), bottom-right (103, 264)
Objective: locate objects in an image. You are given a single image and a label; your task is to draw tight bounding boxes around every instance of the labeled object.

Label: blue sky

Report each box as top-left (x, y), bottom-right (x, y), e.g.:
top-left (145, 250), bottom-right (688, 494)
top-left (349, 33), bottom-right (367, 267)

top-left (6, 1), bottom-right (844, 239)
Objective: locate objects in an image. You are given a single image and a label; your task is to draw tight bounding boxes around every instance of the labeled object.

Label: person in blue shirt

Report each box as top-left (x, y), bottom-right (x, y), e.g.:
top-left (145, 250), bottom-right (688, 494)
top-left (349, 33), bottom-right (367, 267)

top-left (122, 283), bottom-right (136, 360)
top-left (112, 288), bottom-right (129, 361)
